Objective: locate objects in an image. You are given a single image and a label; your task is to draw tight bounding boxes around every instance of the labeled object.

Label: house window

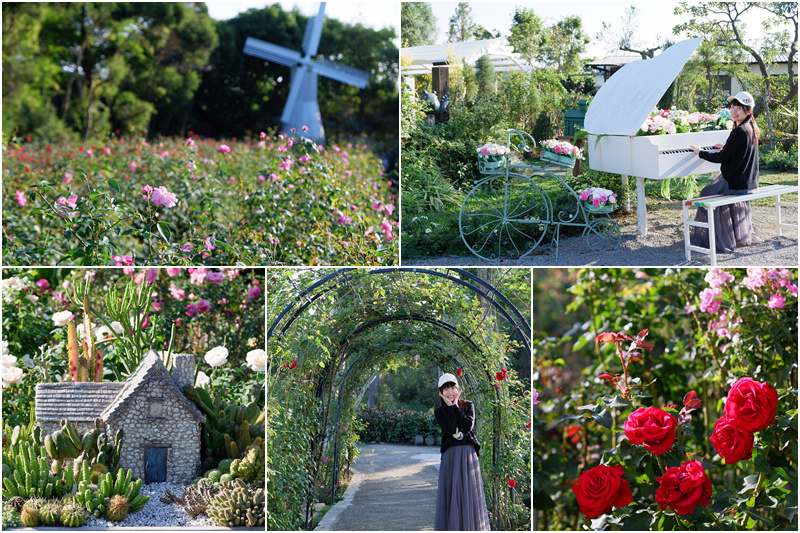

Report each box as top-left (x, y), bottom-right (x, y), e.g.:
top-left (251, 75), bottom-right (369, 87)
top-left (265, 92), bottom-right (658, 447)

top-left (148, 399), bottom-right (164, 417)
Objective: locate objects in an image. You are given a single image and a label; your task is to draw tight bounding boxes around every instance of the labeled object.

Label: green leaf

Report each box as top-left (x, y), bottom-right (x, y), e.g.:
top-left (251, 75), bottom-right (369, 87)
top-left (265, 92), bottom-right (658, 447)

top-left (622, 510), bottom-right (653, 530)
top-left (609, 395), bottom-right (630, 408)
top-left (107, 179), bottom-right (119, 192)
top-left (157, 222), bottom-right (171, 243)
top-left (592, 408), bottom-right (613, 429)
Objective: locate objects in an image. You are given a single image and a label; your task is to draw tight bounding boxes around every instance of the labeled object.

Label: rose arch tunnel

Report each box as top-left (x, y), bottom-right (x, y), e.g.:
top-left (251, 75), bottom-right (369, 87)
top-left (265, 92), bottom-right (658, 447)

top-left (267, 268), bottom-right (532, 530)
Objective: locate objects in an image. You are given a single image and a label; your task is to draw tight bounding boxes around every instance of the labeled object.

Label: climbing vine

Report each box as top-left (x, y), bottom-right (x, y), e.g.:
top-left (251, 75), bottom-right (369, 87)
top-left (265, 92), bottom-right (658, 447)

top-left (267, 268), bottom-right (532, 530)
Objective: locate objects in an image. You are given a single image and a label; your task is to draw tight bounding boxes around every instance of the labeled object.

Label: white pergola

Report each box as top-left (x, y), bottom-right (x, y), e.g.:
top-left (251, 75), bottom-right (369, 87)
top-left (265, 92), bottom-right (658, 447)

top-left (401, 38), bottom-right (529, 77)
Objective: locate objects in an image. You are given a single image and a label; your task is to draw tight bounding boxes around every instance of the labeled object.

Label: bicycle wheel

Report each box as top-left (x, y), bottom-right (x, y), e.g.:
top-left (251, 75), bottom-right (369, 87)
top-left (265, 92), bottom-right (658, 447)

top-left (459, 172), bottom-right (551, 261)
top-left (583, 217), bottom-right (621, 251)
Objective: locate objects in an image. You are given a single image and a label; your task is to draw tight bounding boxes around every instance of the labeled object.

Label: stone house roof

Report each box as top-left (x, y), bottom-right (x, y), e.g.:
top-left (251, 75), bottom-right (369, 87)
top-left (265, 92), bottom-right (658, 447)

top-left (35, 351), bottom-right (205, 426)
top-left (102, 351), bottom-right (205, 424)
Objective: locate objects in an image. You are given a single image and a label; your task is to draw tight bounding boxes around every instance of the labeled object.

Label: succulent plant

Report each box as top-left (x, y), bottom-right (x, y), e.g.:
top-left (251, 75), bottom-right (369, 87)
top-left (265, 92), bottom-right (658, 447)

top-left (105, 494), bottom-right (129, 522)
top-left (206, 469), bottom-right (222, 483)
top-left (1, 501), bottom-right (21, 528)
top-left (39, 500), bottom-right (63, 526)
top-left (60, 501), bottom-right (87, 528)
top-left (7, 495), bottom-right (25, 512)
top-left (218, 458), bottom-right (234, 474)
top-left (20, 505), bottom-right (41, 527)
top-left (206, 478), bottom-right (265, 528)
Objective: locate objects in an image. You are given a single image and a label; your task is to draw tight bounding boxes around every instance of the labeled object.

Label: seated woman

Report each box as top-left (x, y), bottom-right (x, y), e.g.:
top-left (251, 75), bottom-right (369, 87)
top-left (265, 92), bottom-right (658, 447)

top-left (688, 91), bottom-right (762, 253)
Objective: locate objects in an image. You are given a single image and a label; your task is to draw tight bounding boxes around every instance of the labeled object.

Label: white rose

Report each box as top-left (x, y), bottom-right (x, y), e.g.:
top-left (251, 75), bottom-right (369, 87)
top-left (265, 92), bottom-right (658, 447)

top-left (195, 371), bottom-right (211, 388)
top-left (204, 346), bottom-right (229, 368)
top-left (246, 349), bottom-right (266, 372)
top-left (2, 366), bottom-right (23, 387)
top-left (2, 355), bottom-right (17, 368)
top-left (111, 321), bottom-right (124, 335)
top-left (52, 310), bottom-right (74, 326)
top-left (26, 294), bottom-right (39, 304)
top-left (725, 120), bottom-right (734, 130)
top-left (95, 325), bottom-right (114, 340)
top-left (1, 277), bottom-right (24, 290)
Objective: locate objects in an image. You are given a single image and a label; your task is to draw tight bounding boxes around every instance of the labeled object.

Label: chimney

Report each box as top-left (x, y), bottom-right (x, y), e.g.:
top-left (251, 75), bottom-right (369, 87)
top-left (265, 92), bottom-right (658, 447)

top-left (171, 353), bottom-right (195, 391)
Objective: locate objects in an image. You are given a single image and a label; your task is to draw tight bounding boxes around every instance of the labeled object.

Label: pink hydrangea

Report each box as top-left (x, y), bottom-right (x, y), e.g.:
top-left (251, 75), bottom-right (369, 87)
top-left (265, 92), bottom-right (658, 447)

top-left (151, 186), bottom-right (177, 208)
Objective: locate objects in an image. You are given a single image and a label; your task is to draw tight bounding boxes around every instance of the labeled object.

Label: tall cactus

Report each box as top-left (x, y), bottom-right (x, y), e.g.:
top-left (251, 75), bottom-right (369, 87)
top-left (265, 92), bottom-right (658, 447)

top-left (66, 286), bottom-right (102, 382)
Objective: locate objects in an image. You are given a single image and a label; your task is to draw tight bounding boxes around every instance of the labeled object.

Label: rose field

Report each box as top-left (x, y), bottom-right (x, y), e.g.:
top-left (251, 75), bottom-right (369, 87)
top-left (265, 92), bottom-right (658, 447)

top-left (531, 268), bottom-right (798, 530)
top-left (1, 267), bottom-right (265, 528)
top-left (2, 134), bottom-right (398, 266)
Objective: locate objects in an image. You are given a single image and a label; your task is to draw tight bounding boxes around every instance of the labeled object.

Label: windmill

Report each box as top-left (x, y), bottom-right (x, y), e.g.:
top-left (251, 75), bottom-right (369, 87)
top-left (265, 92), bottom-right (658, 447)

top-left (243, 2), bottom-right (369, 144)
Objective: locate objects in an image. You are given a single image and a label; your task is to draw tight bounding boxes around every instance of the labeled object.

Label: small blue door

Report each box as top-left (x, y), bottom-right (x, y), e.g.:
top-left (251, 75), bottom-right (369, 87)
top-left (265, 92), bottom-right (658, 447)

top-left (144, 448), bottom-right (167, 483)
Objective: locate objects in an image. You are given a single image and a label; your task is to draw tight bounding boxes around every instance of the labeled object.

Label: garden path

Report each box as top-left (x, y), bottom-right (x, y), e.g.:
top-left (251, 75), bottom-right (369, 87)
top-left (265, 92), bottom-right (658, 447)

top-left (317, 443), bottom-right (440, 531)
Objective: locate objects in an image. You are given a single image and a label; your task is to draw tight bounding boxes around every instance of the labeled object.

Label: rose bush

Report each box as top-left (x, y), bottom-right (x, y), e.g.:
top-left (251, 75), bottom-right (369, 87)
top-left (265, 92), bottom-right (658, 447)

top-left (531, 268), bottom-right (797, 530)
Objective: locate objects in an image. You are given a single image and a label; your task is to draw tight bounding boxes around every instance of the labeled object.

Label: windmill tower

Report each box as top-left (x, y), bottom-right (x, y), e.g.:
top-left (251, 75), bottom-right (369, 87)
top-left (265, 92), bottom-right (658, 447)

top-left (243, 2), bottom-right (369, 144)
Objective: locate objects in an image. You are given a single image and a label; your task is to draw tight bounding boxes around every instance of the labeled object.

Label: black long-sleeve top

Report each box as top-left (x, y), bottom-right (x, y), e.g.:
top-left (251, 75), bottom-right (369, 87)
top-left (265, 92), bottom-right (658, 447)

top-left (698, 116), bottom-right (759, 191)
top-left (434, 401), bottom-right (481, 456)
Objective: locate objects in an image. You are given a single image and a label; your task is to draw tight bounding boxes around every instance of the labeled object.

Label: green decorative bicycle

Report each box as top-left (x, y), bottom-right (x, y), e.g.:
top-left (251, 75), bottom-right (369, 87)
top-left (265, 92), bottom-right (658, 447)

top-left (459, 129), bottom-right (621, 262)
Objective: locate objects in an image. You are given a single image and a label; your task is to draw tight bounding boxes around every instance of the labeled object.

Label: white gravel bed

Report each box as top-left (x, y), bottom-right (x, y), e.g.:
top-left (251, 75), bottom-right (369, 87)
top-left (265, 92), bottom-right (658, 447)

top-left (84, 482), bottom-right (214, 528)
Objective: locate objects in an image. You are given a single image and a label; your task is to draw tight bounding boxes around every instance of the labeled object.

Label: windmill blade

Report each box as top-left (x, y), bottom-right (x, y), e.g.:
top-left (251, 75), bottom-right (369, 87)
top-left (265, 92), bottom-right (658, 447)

top-left (302, 3), bottom-right (326, 57)
top-left (243, 37), bottom-right (302, 67)
top-left (281, 66), bottom-right (310, 124)
top-left (313, 58), bottom-right (369, 89)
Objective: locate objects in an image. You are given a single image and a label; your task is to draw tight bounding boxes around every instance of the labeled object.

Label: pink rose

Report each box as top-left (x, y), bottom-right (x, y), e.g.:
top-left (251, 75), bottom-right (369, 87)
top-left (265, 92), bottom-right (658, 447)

top-left (554, 145), bottom-right (561, 154)
top-left (142, 185), bottom-right (153, 199)
top-left (206, 271), bottom-right (225, 285)
top-left (170, 284), bottom-right (186, 300)
top-left (218, 144), bottom-right (231, 153)
top-left (145, 269), bottom-right (158, 284)
top-left (15, 190), bottom-right (27, 207)
top-left (151, 186), bottom-right (177, 208)
top-left (698, 287), bottom-right (722, 313)
top-left (247, 285), bottom-right (262, 300)
top-left (166, 268), bottom-right (181, 277)
top-left (768, 294), bottom-right (786, 309)
top-left (185, 303), bottom-right (198, 317)
top-left (196, 299), bottom-right (211, 313)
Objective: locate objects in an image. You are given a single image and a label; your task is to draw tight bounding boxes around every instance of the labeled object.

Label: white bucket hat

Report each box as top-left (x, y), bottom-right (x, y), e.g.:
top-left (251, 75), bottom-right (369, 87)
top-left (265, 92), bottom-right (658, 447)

top-left (438, 373), bottom-right (458, 389)
top-left (727, 91), bottom-right (755, 108)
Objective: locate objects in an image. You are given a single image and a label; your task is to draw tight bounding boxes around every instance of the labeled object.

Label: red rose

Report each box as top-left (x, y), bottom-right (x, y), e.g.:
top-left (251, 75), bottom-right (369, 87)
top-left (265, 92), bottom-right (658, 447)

top-left (456, 368), bottom-right (463, 377)
top-left (655, 460), bottom-right (712, 515)
top-left (710, 416), bottom-right (754, 465)
top-left (508, 478), bottom-right (516, 488)
top-left (724, 378), bottom-right (778, 432)
top-left (526, 421), bottom-right (532, 429)
top-left (496, 371), bottom-right (506, 381)
top-left (288, 360), bottom-right (298, 370)
top-left (623, 406), bottom-right (677, 455)
top-left (571, 464), bottom-right (633, 518)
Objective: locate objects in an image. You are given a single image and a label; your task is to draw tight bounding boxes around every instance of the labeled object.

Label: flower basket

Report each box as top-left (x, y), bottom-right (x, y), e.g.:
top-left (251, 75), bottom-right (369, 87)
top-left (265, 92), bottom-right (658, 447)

top-left (540, 151), bottom-right (576, 168)
top-left (476, 143), bottom-right (510, 174)
top-left (584, 204), bottom-right (614, 214)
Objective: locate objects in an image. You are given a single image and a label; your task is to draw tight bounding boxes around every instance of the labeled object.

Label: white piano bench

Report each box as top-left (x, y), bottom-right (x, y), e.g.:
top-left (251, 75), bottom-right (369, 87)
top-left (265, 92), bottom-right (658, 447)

top-left (683, 184), bottom-right (799, 265)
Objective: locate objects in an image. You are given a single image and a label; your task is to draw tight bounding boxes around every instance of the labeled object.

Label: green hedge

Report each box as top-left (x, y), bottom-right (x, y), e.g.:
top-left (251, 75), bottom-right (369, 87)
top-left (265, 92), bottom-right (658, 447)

top-left (357, 407), bottom-right (440, 443)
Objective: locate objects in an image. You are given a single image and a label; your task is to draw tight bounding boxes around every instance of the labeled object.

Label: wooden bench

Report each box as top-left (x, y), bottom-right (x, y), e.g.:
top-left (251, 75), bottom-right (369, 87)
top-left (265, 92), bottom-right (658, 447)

top-left (683, 184), bottom-right (799, 265)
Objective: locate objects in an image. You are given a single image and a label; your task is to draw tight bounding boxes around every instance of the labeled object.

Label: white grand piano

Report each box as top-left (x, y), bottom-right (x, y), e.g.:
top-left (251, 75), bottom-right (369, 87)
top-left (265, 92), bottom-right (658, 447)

top-left (584, 38), bottom-right (730, 235)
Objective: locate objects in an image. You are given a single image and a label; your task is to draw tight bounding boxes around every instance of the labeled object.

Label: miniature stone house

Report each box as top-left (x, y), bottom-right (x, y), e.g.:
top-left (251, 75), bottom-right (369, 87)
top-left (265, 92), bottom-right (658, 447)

top-left (35, 351), bottom-right (206, 484)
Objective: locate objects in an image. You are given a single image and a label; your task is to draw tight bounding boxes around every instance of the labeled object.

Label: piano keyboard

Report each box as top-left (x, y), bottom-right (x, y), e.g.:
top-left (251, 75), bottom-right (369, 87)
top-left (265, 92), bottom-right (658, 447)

top-left (659, 146), bottom-right (720, 155)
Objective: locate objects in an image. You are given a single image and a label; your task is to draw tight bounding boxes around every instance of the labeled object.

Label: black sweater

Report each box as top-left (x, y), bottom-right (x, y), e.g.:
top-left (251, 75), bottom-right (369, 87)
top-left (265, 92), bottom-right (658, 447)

top-left (698, 117), bottom-right (759, 191)
top-left (434, 401), bottom-right (480, 456)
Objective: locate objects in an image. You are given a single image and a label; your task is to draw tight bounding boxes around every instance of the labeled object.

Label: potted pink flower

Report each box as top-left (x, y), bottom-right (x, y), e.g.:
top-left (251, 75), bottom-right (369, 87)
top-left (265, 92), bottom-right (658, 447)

top-left (539, 139), bottom-right (583, 167)
top-left (476, 142), bottom-right (511, 173)
top-left (579, 187), bottom-right (617, 213)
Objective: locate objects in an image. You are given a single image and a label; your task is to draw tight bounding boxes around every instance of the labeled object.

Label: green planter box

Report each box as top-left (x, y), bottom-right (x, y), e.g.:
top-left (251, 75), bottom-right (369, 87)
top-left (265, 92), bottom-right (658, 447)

top-left (477, 153), bottom-right (507, 173)
top-left (540, 151), bottom-right (576, 168)
top-left (584, 203), bottom-right (614, 214)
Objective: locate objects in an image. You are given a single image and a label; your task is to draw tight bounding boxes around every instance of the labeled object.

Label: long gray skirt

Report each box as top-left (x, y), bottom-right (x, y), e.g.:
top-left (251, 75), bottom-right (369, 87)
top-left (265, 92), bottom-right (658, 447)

top-left (690, 174), bottom-right (762, 253)
top-left (435, 445), bottom-right (490, 531)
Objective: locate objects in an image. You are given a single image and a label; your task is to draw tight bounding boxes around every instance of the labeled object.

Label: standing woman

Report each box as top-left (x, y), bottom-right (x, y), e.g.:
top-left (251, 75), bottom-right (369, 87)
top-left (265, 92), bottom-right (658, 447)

top-left (689, 91), bottom-right (762, 253)
top-left (434, 373), bottom-right (489, 531)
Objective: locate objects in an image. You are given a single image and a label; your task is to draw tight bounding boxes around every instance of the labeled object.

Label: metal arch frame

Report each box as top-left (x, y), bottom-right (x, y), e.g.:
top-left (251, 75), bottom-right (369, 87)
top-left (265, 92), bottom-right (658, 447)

top-left (268, 267), bottom-right (531, 354)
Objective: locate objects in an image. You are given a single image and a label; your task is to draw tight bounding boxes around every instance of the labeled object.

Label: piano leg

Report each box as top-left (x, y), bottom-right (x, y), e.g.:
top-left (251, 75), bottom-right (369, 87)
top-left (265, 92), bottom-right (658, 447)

top-left (621, 174), bottom-right (630, 212)
top-left (636, 176), bottom-right (647, 236)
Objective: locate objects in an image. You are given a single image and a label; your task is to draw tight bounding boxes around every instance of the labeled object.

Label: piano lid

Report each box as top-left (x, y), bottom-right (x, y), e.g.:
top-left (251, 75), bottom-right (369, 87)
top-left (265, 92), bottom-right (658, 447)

top-left (584, 38), bottom-right (703, 137)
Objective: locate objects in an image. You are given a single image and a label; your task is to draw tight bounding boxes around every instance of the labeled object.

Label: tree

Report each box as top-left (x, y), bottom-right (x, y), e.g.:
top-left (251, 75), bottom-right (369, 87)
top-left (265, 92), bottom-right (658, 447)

top-left (539, 16), bottom-right (591, 73)
top-left (679, 39), bottom-right (734, 109)
top-left (475, 54), bottom-right (495, 94)
top-left (447, 2), bottom-right (477, 43)
top-left (508, 7), bottom-right (547, 66)
top-left (401, 2), bottom-right (437, 47)
top-left (597, 5), bottom-right (667, 58)
top-left (673, 2), bottom-right (798, 120)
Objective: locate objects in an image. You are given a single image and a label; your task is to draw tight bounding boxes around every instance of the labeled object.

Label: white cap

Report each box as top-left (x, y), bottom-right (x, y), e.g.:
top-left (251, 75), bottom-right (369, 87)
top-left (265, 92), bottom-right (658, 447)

top-left (438, 373), bottom-right (458, 389)
top-left (727, 91), bottom-right (755, 108)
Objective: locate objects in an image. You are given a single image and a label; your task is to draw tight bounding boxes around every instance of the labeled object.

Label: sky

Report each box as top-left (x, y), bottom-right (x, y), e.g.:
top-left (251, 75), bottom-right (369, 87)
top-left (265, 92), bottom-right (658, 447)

top-left (205, 1), bottom-right (400, 33)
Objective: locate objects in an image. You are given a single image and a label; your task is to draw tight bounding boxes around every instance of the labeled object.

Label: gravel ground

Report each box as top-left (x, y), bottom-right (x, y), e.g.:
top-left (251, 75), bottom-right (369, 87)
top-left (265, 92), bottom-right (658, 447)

top-left (85, 482), bottom-right (214, 528)
top-left (402, 200), bottom-right (798, 267)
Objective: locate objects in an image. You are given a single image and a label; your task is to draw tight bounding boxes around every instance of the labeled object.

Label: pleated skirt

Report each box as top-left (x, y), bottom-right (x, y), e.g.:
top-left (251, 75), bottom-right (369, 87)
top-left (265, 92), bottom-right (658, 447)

top-left (690, 174), bottom-right (762, 253)
top-left (435, 444), bottom-right (490, 531)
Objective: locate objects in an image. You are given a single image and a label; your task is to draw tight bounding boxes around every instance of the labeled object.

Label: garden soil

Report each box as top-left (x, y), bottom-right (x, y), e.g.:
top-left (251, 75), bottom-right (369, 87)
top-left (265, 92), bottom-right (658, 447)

top-left (402, 199), bottom-right (798, 267)
top-left (317, 443), bottom-right (440, 531)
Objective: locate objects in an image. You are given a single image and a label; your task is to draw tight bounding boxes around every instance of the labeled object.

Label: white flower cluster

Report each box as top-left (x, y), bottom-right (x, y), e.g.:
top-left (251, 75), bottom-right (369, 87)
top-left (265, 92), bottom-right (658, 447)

top-left (2, 341), bottom-right (24, 388)
top-left (540, 139), bottom-right (582, 158)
